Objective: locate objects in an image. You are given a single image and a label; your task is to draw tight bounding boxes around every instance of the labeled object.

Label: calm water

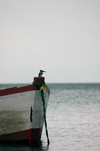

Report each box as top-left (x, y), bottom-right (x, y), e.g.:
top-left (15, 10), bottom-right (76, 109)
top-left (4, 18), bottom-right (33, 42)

top-left (0, 83), bottom-right (100, 151)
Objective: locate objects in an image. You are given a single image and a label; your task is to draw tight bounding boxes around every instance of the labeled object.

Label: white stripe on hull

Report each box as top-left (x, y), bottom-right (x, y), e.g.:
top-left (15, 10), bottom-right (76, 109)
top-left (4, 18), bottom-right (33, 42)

top-left (0, 86), bottom-right (49, 136)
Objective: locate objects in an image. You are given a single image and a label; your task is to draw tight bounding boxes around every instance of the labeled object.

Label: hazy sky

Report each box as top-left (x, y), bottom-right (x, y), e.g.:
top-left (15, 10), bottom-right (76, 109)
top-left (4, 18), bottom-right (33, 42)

top-left (0, 0), bottom-right (100, 83)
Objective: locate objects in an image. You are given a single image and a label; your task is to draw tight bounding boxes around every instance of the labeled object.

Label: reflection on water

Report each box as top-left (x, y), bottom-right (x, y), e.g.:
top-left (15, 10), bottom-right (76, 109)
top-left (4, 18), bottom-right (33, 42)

top-left (0, 141), bottom-right (49, 151)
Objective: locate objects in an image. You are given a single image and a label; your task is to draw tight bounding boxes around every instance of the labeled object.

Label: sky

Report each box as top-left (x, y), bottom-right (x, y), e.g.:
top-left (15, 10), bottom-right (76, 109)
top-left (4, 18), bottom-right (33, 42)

top-left (0, 0), bottom-right (100, 83)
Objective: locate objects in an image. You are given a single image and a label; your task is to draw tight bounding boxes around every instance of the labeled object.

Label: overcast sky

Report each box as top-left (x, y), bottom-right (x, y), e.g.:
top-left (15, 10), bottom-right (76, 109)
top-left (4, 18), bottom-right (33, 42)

top-left (0, 0), bottom-right (100, 83)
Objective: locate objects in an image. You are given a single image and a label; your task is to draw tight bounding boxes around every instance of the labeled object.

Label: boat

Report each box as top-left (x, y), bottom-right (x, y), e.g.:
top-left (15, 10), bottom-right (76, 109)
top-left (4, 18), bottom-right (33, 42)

top-left (0, 71), bottom-right (50, 144)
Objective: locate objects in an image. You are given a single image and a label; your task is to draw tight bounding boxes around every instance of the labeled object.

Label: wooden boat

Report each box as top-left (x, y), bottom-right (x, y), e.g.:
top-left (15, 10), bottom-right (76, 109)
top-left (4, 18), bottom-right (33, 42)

top-left (0, 76), bottom-right (50, 144)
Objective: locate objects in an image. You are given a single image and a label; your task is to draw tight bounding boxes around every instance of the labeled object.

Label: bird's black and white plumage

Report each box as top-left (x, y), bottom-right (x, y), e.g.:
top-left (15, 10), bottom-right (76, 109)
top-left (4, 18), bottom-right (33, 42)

top-left (38, 70), bottom-right (46, 77)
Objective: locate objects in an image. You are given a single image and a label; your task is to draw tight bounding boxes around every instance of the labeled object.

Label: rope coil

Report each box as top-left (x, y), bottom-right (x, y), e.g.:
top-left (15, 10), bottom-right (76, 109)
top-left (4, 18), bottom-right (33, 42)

top-left (33, 82), bottom-right (50, 145)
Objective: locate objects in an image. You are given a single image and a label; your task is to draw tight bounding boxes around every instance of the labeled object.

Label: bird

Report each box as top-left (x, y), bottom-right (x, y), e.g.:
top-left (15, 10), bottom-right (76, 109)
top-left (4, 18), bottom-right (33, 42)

top-left (38, 70), bottom-right (46, 77)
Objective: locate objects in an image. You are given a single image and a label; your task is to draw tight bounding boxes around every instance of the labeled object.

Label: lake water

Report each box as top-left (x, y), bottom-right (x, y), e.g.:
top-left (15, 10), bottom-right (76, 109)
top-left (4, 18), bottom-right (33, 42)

top-left (0, 83), bottom-right (100, 151)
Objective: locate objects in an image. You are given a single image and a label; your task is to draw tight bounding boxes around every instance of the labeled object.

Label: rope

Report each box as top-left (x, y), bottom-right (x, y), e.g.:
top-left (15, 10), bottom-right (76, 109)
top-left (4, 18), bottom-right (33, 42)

top-left (33, 82), bottom-right (50, 145)
top-left (39, 84), bottom-right (46, 97)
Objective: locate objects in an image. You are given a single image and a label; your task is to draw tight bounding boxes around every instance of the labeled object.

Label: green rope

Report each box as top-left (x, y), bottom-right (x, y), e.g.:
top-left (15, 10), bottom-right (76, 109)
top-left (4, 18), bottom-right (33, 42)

top-left (33, 82), bottom-right (50, 145)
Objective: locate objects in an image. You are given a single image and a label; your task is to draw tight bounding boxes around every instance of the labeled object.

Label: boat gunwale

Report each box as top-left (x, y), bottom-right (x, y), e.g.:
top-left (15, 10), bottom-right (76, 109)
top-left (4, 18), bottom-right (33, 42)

top-left (0, 85), bottom-right (38, 97)
top-left (0, 77), bottom-right (46, 97)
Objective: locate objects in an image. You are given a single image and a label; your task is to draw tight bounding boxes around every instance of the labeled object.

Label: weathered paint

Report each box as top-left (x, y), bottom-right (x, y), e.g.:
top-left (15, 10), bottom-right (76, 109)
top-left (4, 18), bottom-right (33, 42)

top-left (0, 77), bottom-right (50, 143)
top-left (0, 110), bottom-right (29, 135)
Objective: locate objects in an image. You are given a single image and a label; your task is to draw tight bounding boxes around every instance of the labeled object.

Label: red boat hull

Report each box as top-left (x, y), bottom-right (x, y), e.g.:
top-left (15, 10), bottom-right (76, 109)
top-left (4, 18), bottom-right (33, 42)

top-left (0, 128), bottom-right (42, 144)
